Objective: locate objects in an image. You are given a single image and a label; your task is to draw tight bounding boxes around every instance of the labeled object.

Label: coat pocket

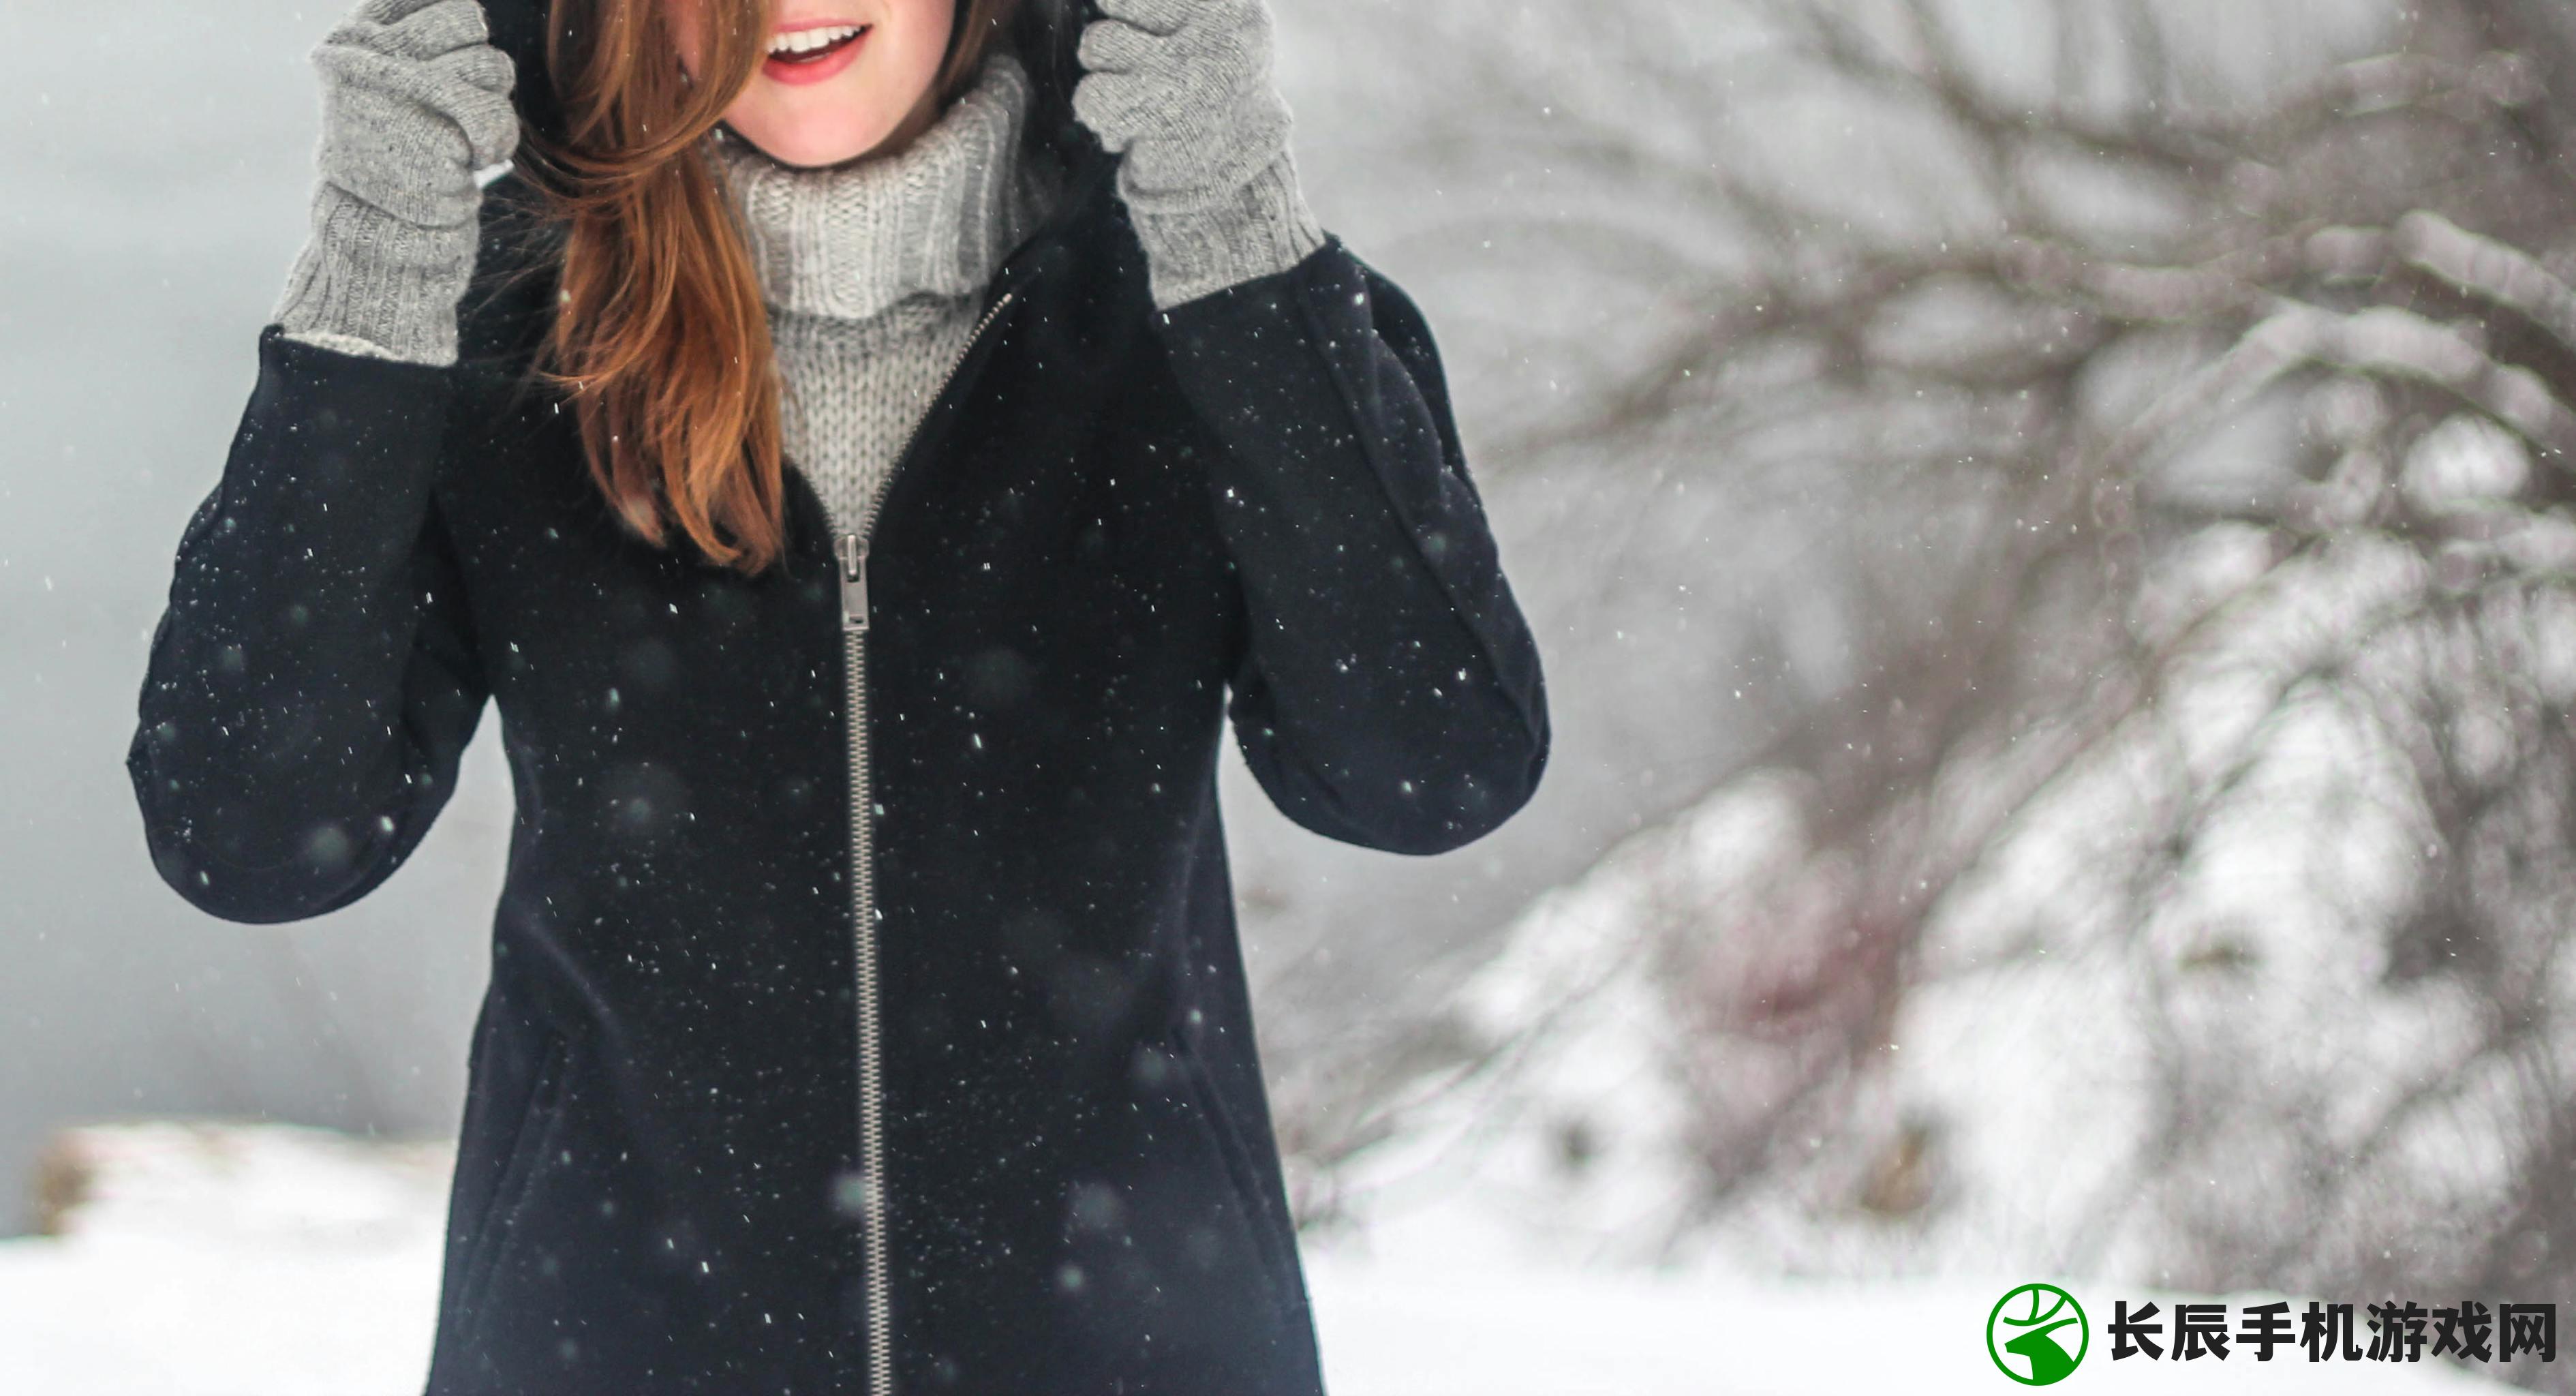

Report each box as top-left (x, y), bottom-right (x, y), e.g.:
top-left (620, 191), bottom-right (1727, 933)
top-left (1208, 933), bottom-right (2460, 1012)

top-left (455, 1029), bottom-right (571, 1329)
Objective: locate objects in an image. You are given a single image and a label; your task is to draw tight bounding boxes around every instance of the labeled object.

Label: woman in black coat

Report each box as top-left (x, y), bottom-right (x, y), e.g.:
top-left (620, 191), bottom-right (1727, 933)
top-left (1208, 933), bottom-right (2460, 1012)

top-left (126, 0), bottom-right (1548, 1390)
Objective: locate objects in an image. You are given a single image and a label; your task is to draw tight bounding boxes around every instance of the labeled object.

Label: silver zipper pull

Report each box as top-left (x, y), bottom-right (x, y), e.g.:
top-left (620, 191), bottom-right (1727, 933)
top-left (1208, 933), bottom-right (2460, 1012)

top-left (837, 532), bottom-right (868, 632)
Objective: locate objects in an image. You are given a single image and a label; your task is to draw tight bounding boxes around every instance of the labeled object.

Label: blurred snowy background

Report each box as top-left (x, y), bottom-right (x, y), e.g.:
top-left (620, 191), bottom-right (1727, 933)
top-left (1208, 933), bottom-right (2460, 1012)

top-left (10, 0), bottom-right (2576, 1389)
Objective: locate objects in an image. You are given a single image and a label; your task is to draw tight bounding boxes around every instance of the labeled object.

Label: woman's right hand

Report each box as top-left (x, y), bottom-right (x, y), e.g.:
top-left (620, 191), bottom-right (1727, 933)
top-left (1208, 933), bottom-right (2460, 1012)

top-left (272, 0), bottom-right (520, 366)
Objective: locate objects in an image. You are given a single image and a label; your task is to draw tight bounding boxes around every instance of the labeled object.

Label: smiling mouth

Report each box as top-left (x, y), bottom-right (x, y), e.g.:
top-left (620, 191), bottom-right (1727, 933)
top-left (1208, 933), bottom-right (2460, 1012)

top-left (767, 24), bottom-right (869, 64)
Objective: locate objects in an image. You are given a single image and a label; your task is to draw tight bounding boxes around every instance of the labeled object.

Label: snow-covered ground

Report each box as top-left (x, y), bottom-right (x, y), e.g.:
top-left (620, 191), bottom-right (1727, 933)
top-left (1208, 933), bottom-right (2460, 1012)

top-left (0, 1122), bottom-right (2509, 1394)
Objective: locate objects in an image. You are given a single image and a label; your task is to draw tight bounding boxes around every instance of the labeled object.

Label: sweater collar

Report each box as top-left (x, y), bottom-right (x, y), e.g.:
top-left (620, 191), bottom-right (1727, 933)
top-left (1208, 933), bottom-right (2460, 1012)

top-left (707, 52), bottom-right (1039, 322)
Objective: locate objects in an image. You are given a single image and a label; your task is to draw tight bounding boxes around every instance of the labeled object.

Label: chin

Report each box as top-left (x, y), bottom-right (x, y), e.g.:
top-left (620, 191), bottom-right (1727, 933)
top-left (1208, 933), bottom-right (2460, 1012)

top-left (737, 119), bottom-right (893, 169)
top-left (729, 82), bottom-right (904, 169)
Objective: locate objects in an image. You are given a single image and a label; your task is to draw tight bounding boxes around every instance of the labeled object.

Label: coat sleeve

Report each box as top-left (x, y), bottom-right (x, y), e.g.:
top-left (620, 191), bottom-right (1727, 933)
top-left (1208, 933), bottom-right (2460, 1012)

top-left (1156, 236), bottom-right (1550, 855)
top-left (125, 326), bottom-right (489, 924)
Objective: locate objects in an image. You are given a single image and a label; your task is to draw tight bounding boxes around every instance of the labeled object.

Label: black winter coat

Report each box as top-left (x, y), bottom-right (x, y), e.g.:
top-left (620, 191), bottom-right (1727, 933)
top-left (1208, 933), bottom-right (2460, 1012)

top-left (125, 21), bottom-right (1549, 1396)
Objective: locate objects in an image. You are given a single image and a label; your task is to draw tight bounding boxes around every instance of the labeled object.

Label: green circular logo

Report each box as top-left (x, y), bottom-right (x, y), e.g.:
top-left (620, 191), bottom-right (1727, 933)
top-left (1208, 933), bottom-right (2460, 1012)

top-left (1987, 1283), bottom-right (2089, 1385)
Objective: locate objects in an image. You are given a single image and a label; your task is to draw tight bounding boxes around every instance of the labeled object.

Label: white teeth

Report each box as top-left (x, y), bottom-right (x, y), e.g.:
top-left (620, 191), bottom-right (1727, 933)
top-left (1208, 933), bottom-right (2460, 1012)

top-left (768, 25), bottom-right (863, 56)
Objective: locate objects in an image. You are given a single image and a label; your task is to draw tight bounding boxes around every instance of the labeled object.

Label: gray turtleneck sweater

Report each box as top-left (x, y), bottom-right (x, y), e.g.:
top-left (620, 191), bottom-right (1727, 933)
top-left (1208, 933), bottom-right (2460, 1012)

top-left (271, 1), bottom-right (1328, 538)
top-left (706, 53), bottom-right (1052, 536)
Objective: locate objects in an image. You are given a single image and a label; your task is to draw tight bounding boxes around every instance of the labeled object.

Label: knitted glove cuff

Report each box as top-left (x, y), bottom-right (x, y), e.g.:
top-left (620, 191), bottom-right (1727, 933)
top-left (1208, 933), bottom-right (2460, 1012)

top-left (281, 329), bottom-right (423, 362)
top-left (273, 182), bottom-right (478, 366)
top-left (1124, 149), bottom-right (1326, 310)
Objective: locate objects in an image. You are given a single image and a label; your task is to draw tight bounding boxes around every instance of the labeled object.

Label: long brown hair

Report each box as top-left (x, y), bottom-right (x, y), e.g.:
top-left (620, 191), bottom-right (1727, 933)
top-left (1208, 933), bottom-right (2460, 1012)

top-left (526, 0), bottom-right (1026, 577)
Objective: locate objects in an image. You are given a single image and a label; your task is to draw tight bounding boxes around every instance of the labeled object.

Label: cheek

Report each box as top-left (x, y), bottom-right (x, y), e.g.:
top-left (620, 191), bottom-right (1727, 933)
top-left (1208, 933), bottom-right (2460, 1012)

top-left (888, 0), bottom-right (956, 71)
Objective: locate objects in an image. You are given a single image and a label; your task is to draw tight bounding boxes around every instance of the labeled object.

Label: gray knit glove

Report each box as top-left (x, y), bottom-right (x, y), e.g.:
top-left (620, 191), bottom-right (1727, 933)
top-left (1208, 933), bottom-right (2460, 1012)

top-left (273, 0), bottom-right (519, 366)
top-left (1071, 0), bottom-right (1326, 309)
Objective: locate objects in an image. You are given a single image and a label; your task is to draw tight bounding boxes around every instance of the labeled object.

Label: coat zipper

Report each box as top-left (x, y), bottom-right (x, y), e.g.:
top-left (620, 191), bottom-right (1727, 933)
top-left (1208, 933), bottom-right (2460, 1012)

top-left (832, 287), bottom-right (1015, 1396)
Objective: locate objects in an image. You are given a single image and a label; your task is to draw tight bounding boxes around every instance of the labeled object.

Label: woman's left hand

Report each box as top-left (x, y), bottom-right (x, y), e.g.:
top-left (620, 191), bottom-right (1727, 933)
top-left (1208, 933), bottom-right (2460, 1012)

top-left (1071, 0), bottom-right (1295, 204)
